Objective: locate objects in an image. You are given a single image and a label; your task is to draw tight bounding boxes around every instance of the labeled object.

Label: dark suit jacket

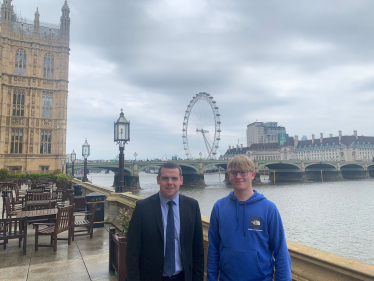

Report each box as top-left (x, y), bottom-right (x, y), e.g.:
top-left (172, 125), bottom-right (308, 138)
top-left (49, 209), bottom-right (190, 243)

top-left (126, 193), bottom-right (204, 281)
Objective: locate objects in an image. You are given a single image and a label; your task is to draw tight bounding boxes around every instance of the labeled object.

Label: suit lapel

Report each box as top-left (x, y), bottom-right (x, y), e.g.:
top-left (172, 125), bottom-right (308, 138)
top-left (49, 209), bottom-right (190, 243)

top-left (151, 193), bottom-right (164, 241)
top-left (179, 194), bottom-right (187, 247)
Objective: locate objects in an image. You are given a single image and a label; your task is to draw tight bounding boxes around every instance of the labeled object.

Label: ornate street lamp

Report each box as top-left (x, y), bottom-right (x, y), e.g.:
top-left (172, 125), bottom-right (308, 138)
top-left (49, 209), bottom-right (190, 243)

top-left (65, 156), bottom-right (69, 174)
top-left (61, 159), bottom-right (65, 174)
top-left (199, 152), bottom-right (202, 160)
top-left (114, 109), bottom-right (130, 192)
top-left (134, 152), bottom-right (138, 161)
top-left (82, 139), bottom-right (90, 182)
top-left (71, 150), bottom-right (76, 177)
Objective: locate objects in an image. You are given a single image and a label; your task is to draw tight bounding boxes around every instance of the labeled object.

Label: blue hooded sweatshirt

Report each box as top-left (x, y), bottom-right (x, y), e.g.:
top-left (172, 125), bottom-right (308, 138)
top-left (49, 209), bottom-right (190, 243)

top-left (207, 191), bottom-right (291, 281)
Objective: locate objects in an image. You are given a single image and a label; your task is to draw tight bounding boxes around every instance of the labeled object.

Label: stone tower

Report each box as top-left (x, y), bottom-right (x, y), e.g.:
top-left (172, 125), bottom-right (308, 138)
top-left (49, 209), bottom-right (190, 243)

top-left (0, 0), bottom-right (70, 173)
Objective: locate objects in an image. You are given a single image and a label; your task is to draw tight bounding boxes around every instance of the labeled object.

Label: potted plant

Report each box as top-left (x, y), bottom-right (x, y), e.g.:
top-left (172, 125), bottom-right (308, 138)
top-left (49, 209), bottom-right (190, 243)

top-left (109, 207), bottom-right (134, 281)
top-left (56, 173), bottom-right (73, 189)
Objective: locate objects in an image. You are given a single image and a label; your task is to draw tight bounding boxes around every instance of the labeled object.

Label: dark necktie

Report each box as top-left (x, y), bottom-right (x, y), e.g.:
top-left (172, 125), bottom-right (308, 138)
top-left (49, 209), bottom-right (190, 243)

top-left (164, 200), bottom-right (175, 277)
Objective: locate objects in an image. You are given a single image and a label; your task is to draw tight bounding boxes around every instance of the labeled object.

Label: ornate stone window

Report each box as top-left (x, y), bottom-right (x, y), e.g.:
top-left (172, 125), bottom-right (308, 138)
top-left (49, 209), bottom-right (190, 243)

top-left (40, 130), bottom-right (52, 154)
top-left (15, 49), bottom-right (27, 75)
top-left (12, 90), bottom-right (25, 116)
top-left (41, 93), bottom-right (53, 118)
top-left (10, 129), bottom-right (23, 154)
top-left (43, 54), bottom-right (54, 78)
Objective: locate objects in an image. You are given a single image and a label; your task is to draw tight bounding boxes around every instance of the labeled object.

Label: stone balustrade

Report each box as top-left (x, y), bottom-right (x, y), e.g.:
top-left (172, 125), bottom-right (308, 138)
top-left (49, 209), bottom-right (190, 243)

top-left (74, 179), bottom-right (374, 281)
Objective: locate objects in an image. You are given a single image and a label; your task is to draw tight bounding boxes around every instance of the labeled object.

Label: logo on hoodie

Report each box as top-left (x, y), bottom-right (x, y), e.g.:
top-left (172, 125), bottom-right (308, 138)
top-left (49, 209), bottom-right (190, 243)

top-left (250, 216), bottom-right (262, 230)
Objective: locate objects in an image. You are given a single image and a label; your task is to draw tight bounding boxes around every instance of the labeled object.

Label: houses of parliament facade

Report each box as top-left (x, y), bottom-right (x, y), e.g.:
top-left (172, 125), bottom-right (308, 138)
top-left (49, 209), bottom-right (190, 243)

top-left (0, 0), bottom-right (70, 173)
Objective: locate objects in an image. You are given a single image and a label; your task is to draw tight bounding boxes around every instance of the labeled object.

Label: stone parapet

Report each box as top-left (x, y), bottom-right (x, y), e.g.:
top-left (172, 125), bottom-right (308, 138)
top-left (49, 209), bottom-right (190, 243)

top-left (74, 179), bottom-right (374, 281)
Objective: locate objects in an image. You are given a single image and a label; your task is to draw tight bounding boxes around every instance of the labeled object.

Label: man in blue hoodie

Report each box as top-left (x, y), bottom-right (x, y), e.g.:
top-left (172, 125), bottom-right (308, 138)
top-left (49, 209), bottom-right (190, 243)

top-left (207, 155), bottom-right (292, 281)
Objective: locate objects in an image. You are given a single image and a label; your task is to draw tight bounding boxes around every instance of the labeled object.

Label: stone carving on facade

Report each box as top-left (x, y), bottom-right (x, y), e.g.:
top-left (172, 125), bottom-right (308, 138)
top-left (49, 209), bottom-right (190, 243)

top-left (41, 119), bottom-right (53, 128)
top-left (14, 76), bottom-right (26, 86)
top-left (11, 117), bottom-right (25, 126)
top-left (30, 129), bottom-right (34, 154)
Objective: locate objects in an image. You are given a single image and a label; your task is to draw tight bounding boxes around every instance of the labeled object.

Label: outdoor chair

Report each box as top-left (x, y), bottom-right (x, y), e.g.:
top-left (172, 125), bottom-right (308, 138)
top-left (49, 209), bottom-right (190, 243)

top-left (9, 189), bottom-right (25, 209)
top-left (72, 203), bottom-right (97, 241)
top-left (14, 188), bottom-right (26, 202)
top-left (0, 217), bottom-right (28, 254)
top-left (70, 194), bottom-right (86, 212)
top-left (4, 197), bottom-right (19, 218)
top-left (53, 190), bottom-right (65, 208)
top-left (34, 204), bottom-right (74, 252)
top-left (25, 201), bottom-right (56, 211)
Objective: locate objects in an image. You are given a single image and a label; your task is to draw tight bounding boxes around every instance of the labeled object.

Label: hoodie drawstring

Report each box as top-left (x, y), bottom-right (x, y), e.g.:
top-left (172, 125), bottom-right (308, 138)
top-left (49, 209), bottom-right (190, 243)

top-left (243, 202), bottom-right (247, 236)
top-left (235, 200), bottom-right (239, 232)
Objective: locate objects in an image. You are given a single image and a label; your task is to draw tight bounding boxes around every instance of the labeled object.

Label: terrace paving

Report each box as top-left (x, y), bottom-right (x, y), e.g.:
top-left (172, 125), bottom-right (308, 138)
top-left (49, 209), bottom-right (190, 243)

top-left (0, 190), bottom-right (119, 281)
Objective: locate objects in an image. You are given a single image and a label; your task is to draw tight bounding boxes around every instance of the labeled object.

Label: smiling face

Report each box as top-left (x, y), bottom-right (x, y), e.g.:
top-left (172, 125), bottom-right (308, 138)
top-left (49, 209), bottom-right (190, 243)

top-left (229, 170), bottom-right (256, 192)
top-left (157, 167), bottom-right (183, 200)
top-left (228, 155), bottom-right (256, 200)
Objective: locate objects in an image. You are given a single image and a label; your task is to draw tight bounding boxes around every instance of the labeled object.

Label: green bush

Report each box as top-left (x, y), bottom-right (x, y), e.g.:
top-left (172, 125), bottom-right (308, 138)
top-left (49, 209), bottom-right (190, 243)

top-left (0, 168), bottom-right (9, 180)
top-left (56, 173), bottom-right (74, 184)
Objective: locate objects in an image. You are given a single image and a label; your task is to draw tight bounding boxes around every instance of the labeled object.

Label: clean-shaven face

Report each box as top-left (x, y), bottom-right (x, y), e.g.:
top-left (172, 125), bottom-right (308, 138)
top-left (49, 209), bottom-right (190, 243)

top-left (229, 170), bottom-right (256, 191)
top-left (157, 168), bottom-right (183, 200)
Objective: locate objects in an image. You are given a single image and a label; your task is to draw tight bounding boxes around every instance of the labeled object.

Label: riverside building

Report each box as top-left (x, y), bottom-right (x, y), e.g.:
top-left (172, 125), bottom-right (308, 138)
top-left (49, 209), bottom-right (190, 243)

top-left (0, 0), bottom-right (70, 173)
top-left (246, 121), bottom-right (287, 147)
top-left (225, 130), bottom-right (374, 162)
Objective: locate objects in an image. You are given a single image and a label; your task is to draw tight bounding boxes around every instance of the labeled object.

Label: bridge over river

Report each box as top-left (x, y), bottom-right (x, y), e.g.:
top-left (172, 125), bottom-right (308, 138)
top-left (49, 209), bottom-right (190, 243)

top-left (68, 159), bottom-right (374, 189)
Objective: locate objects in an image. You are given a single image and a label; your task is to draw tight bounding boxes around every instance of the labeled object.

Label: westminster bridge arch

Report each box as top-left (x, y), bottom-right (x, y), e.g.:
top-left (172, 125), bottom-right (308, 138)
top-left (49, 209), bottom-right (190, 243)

top-left (68, 159), bottom-right (374, 189)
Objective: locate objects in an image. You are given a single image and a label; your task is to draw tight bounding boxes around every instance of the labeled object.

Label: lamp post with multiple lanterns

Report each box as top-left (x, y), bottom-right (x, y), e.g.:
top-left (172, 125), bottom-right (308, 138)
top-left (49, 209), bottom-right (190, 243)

top-left (61, 159), bottom-right (65, 174)
top-left (114, 109), bottom-right (130, 193)
top-left (82, 139), bottom-right (90, 182)
top-left (71, 150), bottom-right (76, 177)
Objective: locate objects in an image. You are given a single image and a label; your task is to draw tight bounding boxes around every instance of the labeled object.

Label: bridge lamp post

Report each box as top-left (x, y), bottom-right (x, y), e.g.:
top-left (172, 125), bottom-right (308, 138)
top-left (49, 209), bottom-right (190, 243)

top-left (65, 156), bottom-right (69, 174)
top-left (61, 159), bottom-right (65, 174)
top-left (199, 152), bottom-right (202, 160)
top-left (134, 152), bottom-right (138, 161)
top-left (82, 139), bottom-right (90, 182)
top-left (114, 109), bottom-right (130, 193)
top-left (71, 150), bottom-right (76, 177)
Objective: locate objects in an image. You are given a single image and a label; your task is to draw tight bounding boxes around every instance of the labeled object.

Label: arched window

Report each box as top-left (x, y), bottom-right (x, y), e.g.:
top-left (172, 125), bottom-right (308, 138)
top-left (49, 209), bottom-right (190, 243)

top-left (12, 90), bottom-right (25, 116)
top-left (41, 92), bottom-right (53, 118)
top-left (43, 54), bottom-right (54, 78)
top-left (15, 49), bottom-right (26, 75)
top-left (11, 129), bottom-right (23, 154)
top-left (40, 130), bottom-right (52, 154)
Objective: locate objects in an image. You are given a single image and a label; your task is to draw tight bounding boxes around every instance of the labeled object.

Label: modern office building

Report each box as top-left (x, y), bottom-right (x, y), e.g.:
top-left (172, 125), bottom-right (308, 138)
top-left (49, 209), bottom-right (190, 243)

top-left (0, 0), bottom-right (70, 173)
top-left (246, 121), bottom-right (287, 146)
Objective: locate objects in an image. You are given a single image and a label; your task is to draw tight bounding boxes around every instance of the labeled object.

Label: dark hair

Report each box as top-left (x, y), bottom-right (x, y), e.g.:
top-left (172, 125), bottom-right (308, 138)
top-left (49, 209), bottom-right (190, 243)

top-left (158, 162), bottom-right (182, 178)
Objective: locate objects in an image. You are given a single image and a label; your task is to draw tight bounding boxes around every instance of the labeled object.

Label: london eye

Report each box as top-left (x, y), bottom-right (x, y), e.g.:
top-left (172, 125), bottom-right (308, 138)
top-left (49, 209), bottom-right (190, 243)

top-left (182, 92), bottom-right (221, 159)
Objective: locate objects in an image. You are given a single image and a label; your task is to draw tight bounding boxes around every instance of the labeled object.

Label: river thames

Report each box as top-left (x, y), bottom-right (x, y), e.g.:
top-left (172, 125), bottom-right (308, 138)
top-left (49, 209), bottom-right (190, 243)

top-left (88, 171), bottom-right (374, 265)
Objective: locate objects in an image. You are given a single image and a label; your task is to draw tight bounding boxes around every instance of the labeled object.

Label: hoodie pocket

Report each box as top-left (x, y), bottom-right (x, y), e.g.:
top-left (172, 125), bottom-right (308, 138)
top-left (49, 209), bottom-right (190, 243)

top-left (220, 247), bottom-right (266, 281)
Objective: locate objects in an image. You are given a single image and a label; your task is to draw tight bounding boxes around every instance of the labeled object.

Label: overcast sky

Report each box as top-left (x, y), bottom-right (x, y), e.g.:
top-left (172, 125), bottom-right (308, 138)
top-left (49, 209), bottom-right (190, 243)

top-left (13, 0), bottom-right (374, 160)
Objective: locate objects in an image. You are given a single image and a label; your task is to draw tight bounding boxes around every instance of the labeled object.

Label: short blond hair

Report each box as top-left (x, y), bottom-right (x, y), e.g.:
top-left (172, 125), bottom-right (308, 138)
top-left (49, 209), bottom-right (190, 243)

top-left (227, 155), bottom-right (255, 172)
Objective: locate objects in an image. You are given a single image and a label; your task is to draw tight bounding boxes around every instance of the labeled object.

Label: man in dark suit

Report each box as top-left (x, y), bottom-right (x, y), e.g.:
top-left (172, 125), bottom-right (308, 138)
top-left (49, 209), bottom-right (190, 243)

top-left (126, 162), bottom-right (204, 281)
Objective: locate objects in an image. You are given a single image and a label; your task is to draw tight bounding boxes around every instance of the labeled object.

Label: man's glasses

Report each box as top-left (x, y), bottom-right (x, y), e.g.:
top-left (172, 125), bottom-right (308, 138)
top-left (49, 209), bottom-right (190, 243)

top-left (228, 170), bottom-right (251, 177)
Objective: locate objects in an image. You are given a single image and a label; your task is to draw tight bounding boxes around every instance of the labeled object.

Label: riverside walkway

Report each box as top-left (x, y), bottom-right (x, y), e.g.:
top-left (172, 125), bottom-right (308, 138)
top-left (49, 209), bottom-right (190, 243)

top-left (0, 186), bottom-right (117, 281)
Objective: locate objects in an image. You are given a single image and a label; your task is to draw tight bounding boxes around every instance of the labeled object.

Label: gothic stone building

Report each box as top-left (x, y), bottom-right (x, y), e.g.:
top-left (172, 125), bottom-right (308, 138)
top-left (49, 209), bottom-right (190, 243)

top-left (0, 0), bottom-right (70, 173)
